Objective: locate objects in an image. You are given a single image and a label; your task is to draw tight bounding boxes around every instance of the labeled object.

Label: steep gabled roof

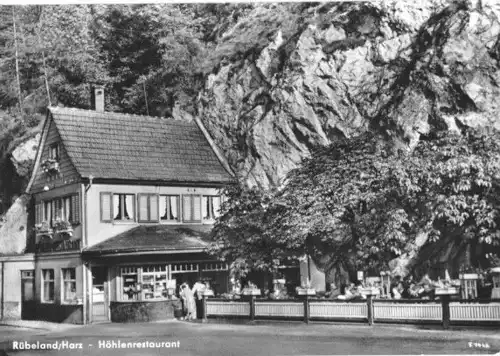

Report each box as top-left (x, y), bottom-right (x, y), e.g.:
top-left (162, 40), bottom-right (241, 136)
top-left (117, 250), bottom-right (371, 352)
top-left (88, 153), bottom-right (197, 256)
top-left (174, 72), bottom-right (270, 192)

top-left (37, 107), bottom-right (234, 184)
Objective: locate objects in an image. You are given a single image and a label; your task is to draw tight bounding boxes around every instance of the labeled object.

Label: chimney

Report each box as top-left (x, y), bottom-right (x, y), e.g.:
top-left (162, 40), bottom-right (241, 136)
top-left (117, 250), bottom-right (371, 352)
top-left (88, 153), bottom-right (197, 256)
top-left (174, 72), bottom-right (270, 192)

top-left (91, 84), bottom-right (105, 112)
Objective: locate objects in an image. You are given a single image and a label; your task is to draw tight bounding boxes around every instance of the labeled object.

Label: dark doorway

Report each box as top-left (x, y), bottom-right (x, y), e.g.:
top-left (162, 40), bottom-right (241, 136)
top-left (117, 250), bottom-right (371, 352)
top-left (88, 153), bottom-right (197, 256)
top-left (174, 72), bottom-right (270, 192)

top-left (21, 270), bottom-right (35, 320)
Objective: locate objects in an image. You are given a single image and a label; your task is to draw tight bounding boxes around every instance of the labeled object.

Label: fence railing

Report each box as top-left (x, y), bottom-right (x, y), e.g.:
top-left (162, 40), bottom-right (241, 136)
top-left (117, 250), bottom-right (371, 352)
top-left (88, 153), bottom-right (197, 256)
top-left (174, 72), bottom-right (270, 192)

top-left (204, 297), bottom-right (500, 328)
top-left (36, 239), bottom-right (81, 253)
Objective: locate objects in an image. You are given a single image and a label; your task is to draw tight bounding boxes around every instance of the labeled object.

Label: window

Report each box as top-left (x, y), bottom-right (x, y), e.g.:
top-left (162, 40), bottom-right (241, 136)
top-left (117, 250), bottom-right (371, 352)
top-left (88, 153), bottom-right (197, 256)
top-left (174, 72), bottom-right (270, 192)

top-left (62, 268), bottom-right (76, 303)
top-left (39, 195), bottom-right (79, 225)
top-left (114, 194), bottom-right (135, 221)
top-left (100, 193), bottom-right (135, 222)
top-left (122, 267), bottom-right (139, 301)
top-left (49, 143), bottom-right (59, 160)
top-left (42, 269), bottom-right (55, 302)
top-left (160, 195), bottom-right (179, 221)
top-left (202, 196), bottom-right (221, 220)
top-left (182, 195), bottom-right (201, 222)
top-left (138, 194), bottom-right (159, 222)
top-left (141, 265), bottom-right (168, 300)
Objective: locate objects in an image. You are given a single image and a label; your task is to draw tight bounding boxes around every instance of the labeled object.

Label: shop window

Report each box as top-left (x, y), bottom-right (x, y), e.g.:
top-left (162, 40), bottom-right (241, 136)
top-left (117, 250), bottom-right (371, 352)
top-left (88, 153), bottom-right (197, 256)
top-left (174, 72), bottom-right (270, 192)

top-left (201, 262), bottom-right (228, 272)
top-left (121, 267), bottom-right (139, 301)
top-left (182, 195), bottom-right (201, 222)
top-left (171, 263), bottom-right (199, 273)
top-left (121, 266), bottom-right (172, 301)
top-left (42, 269), bottom-right (55, 303)
top-left (141, 265), bottom-right (168, 300)
top-left (160, 195), bottom-right (179, 221)
top-left (138, 194), bottom-right (159, 222)
top-left (62, 268), bottom-right (76, 303)
top-left (202, 196), bottom-right (221, 221)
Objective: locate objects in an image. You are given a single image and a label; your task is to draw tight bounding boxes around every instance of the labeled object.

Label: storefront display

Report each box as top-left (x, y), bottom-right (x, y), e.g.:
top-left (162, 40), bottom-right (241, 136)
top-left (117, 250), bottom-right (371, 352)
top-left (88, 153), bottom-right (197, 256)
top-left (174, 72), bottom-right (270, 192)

top-left (120, 263), bottom-right (229, 301)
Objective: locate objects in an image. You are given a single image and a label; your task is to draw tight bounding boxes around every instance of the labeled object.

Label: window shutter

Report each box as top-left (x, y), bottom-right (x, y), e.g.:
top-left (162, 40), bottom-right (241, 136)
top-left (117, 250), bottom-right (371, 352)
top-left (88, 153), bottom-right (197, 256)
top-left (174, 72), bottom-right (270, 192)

top-left (100, 193), bottom-right (112, 222)
top-left (150, 195), bottom-right (159, 221)
top-left (35, 203), bottom-right (42, 224)
top-left (71, 194), bottom-right (80, 224)
top-left (51, 200), bottom-right (56, 221)
top-left (193, 195), bottom-right (201, 221)
top-left (183, 195), bottom-right (191, 221)
top-left (138, 194), bottom-right (148, 222)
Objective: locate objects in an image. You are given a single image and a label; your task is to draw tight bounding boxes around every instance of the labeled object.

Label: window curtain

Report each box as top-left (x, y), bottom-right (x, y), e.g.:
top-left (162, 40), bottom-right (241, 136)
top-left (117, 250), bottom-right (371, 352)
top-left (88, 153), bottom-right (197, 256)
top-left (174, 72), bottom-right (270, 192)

top-left (202, 196), bottom-right (209, 219)
top-left (212, 197), bottom-right (221, 218)
top-left (160, 196), bottom-right (167, 220)
top-left (113, 195), bottom-right (121, 220)
top-left (124, 195), bottom-right (133, 220)
top-left (44, 201), bottom-right (52, 222)
top-left (63, 269), bottom-right (76, 301)
top-left (170, 196), bottom-right (178, 220)
top-left (43, 270), bottom-right (54, 301)
top-left (64, 197), bottom-right (71, 221)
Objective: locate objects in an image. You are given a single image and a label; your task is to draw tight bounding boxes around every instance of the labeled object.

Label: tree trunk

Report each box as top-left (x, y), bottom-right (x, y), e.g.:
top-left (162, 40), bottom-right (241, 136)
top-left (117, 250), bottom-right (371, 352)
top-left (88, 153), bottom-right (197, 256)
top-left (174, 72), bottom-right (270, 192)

top-left (12, 7), bottom-right (23, 113)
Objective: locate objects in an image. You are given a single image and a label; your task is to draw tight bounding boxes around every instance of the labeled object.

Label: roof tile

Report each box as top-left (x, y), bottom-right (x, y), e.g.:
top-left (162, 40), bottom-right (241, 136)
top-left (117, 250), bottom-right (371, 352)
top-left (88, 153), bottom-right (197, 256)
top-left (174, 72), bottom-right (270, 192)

top-left (48, 107), bottom-right (235, 184)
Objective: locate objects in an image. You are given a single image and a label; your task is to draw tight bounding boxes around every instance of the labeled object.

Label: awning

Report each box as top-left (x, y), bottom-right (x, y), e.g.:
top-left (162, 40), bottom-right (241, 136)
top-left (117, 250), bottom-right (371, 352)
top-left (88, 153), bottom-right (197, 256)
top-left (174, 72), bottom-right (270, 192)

top-left (82, 224), bottom-right (212, 256)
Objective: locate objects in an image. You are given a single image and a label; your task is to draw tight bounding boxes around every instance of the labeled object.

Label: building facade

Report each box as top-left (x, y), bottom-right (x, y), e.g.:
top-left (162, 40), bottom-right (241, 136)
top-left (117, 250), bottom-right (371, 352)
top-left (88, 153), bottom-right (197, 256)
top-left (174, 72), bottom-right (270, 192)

top-left (23, 90), bottom-right (236, 323)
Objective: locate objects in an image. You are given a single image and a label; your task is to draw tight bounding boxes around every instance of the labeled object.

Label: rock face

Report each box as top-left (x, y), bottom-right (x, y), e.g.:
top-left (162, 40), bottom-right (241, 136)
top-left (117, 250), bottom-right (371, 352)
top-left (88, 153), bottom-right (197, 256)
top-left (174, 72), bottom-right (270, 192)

top-left (199, 0), bottom-right (500, 188)
top-left (10, 134), bottom-right (40, 178)
top-left (0, 195), bottom-right (30, 255)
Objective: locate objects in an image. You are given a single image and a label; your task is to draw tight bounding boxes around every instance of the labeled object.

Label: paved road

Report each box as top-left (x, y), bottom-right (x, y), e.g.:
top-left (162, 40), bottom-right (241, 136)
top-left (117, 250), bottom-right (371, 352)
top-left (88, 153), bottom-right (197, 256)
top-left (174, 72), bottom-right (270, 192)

top-left (1, 320), bottom-right (499, 356)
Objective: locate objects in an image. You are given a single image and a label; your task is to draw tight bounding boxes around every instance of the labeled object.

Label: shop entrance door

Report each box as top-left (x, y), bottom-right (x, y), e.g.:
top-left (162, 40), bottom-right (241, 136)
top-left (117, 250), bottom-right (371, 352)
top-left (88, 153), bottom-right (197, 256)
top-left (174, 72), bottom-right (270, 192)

top-left (21, 270), bottom-right (35, 320)
top-left (91, 266), bottom-right (108, 323)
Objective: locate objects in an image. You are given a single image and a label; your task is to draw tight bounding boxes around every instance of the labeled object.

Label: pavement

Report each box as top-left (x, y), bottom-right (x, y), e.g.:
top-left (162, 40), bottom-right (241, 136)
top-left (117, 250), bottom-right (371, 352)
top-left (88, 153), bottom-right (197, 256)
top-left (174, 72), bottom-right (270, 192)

top-left (0, 319), bottom-right (499, 355)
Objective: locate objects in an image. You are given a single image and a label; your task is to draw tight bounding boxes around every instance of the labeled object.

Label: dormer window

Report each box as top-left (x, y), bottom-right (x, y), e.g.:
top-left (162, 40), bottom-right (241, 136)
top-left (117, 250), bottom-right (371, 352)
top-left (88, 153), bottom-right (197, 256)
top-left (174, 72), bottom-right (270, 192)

top-left (49, 143), bottom-right (60, 161)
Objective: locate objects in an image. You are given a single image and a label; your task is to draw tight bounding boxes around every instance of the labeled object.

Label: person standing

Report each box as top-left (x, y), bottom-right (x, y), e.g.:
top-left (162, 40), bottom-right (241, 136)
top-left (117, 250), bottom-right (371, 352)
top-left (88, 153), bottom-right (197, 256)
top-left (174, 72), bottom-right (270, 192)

top-left (179, 283), bottom-right (197, 321)
top-left (192, 280), bottom-right (205, 319)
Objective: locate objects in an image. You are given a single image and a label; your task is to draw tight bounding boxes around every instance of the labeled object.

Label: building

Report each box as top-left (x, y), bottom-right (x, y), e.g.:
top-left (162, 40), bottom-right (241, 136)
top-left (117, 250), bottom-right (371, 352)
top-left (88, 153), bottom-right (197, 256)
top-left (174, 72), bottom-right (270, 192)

top-left (21, 87), bottom-right (236, 323)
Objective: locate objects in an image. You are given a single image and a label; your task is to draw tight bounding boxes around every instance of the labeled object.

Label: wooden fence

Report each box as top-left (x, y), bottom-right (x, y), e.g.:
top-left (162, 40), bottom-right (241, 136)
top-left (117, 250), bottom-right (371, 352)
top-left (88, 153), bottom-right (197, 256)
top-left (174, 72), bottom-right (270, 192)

top-left (204, 297), bottom-right (500, 328)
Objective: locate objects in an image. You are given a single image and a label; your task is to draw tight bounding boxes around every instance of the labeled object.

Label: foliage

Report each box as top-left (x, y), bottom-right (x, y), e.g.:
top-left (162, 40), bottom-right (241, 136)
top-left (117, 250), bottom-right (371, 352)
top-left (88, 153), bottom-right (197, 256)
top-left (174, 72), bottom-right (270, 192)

top-left (210, 129), bottom-right (500, 278)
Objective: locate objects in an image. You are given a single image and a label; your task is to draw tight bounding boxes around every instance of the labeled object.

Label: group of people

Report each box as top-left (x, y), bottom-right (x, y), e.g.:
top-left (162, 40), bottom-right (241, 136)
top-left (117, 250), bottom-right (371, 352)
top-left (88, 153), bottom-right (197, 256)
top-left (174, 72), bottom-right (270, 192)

top-left (178, 280), bottom-right (211, 321)
top-left (322, 275), bottom-right (445, 301)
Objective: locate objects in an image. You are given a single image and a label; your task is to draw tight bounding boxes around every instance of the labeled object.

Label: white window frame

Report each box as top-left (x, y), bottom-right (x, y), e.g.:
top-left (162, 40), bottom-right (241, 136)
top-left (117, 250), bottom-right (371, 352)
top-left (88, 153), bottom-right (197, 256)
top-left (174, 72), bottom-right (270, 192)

top-left (159, 195), bottom-right (180, 222)
top-left (100, 193), bottom-right (136, 223)
top-left (61, 268), bottom-right (77, 304)
top-left (41, 269), bottom-right (55, 303)
top-left (202, 195), bottom-right (222, 221)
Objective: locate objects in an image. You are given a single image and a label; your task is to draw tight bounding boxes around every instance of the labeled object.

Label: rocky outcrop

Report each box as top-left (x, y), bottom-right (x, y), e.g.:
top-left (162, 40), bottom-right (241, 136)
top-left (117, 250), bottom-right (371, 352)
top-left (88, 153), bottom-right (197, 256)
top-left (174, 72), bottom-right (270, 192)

top-left (10, 134), bottom-right (40, 178)
top-left (0, 195), bottom-right (30, 255)
top-left (199, 0), bottom-right (500, 188)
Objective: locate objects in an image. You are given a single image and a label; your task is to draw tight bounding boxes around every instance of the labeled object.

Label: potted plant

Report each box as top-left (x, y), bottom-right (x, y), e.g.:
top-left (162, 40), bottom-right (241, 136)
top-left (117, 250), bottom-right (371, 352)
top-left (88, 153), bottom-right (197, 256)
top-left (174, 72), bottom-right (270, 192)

top-left (41, 158), bottom-right (59, 173)
top-left (53, 219), bottom-right (73, 236)
top-left (35, 221), bottom-right (53, 236)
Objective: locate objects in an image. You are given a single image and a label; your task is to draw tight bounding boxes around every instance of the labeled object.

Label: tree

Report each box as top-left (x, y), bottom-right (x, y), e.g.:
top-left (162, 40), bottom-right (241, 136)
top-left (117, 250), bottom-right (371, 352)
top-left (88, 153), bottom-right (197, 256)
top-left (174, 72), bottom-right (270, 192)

top-left (210, 129), bottom-right (500, 281)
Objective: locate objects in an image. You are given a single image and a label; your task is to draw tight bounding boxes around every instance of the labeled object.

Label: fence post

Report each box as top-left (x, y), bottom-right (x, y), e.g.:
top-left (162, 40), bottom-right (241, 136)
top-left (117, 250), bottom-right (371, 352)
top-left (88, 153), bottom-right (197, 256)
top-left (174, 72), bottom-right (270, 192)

top-left (441, 295), bottom-right (451, 329)
top-left (202, 295), bottom-right (208, 323)
top-left (366, 295), bottom-right (374, 325)
top-left (303, 295), bottom-right (310, 324)
top-left (249, 295), bottom-right (256, 322)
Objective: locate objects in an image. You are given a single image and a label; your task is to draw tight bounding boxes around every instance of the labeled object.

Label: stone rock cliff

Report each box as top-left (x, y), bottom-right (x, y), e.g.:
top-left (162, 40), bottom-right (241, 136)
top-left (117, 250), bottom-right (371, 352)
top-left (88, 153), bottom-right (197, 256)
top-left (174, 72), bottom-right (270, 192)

top-left (198, 0), bottom-right (500, 189)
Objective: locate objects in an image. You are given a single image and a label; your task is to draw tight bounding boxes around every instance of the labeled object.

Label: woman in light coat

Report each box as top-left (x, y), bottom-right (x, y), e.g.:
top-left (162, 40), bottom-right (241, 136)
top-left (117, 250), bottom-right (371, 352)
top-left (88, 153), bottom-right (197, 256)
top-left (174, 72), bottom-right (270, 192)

top-left (180, 283), bottom-right (197, 321)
